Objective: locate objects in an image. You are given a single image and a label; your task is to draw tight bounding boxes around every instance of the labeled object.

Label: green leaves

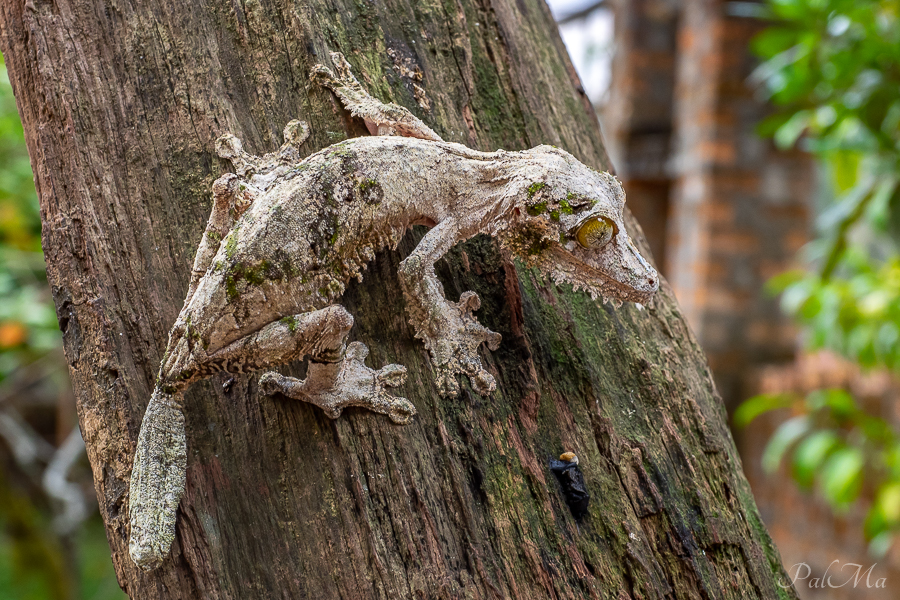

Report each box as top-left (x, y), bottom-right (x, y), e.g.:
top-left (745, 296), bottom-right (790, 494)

top-left (820, 446), bottom-right (865, 506)
top-left (763, 415), bottom-right (812, 473)
top-left (752, 0), bottom-right (900, 542)
top-left (733, 393), bottom-right (795, 428)
top-left (0, 59), bottom-right (39, 252)
top-left (737, 387), bottom-right (900, 548)
top-left (792, 430), bottom-right (840, 488)
top-left (775, 256), bottom-right (900, 370)
top-left (753, 0), bottom-right (900, 200)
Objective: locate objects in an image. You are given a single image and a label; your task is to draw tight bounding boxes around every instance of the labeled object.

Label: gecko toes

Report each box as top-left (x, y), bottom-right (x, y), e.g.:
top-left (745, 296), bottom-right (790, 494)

top-left (472, 370), bottom-right (497, 396)
top-left (387, 397), bottom-right (417, 425)
top-left (259, 371), bottom-right (287, 396)
top-left (436, 370), bottom-right (461, 398)
top-left (309, 64), bottom-right (336, 86)
top-left (458, 290), bottom-right (481, 311)
top-left (377, 363), bottom-right (407, 387)
top-left (214, 133), bottom-right (243, 159)
top-left (344, 341), bottom-right (369, 361)
top-left (486, 331), bottom-right (502, 351)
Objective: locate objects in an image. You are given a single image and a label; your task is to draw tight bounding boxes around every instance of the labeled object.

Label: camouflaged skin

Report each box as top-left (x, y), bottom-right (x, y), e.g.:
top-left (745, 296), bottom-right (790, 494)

top-left (128, 52), bottom-right (658, 570)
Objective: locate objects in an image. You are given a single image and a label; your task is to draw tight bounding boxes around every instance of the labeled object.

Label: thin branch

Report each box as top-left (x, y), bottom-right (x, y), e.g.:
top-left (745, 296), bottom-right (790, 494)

top-left (820, 177), bottom-right (897, 280)
top-left (556, 0), bottom-right (606, 25)
top-left (0, 406), bottom-right (56, 468)
top-left (43, 427), bottom-right (89, 535)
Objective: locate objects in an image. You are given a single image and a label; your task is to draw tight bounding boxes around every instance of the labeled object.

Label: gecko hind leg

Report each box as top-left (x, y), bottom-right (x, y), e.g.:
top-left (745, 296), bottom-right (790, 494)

top-left (131, 305), bottom-right (411, 570)
top-left (260, 342), bottom-right (414, 424)
top-left (165, 305), bottom-right (415, 424)
top-left (310, 51), bottom-right (442, 142)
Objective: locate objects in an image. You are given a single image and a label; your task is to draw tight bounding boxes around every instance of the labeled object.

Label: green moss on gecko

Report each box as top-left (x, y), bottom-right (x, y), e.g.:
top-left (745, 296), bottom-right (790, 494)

top-left (359, 178), bottom-right (378, 192)
top-left (224, 226), bottom-right (240, 260)
top-left (219, 258), bottom-right (284, 302)
top-left (225, 273), bottom-right (239, 301)
top-left (526, 182), bottom-right (548, 198)
top-left (507, 222), bottom-right (554, 257)
top-left (329, 224), bottom-right (340, 247)
top-left (526, 201), bottom-right (547, 217)
top-left (244, 261), bottom-right (272, 286)
top-left (280, 315), bottom-right (299, 333)
top-left (327, 144), bottom-right (355, 160)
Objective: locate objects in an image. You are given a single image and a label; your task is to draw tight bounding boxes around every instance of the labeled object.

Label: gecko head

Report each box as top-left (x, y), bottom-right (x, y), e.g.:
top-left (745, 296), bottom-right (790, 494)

top-left (503, 146), bottom-right (659, 304)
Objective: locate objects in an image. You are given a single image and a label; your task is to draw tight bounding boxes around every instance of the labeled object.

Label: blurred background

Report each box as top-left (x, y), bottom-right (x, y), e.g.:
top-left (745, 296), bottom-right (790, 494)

top-left (552, 0), bottom-right (900, 597)
top-left (1, 0), bottom-right (898, 597)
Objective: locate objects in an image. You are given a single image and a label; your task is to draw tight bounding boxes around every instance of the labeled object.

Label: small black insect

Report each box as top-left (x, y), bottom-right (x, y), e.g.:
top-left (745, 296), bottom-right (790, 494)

top-left (223, 377), bottom-right (235, 394)
top-left (549, 452), bottom-right (590, 519)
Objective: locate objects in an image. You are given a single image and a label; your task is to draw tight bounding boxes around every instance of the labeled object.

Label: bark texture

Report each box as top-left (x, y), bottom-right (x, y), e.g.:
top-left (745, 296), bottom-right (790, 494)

top-left (0, 0), bottom-right (797, 597)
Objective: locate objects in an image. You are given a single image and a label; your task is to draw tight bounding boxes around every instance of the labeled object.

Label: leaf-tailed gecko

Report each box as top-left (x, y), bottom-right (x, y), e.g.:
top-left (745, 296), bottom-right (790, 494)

top-left (128, 52), bottom-right (658, 570)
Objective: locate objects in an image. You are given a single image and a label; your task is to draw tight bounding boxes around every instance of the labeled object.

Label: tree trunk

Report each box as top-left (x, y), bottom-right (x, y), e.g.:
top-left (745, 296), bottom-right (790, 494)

top-left (0, 0), bottom-right (797, 597)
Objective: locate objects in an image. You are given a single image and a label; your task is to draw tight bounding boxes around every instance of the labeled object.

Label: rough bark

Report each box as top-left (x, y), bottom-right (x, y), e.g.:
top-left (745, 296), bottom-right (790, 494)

top-left (0, 0), bottom-right (797, 598)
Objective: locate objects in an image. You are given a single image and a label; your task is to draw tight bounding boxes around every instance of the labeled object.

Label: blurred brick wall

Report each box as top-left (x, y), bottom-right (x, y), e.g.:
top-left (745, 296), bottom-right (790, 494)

top-left (668, 0), bottom-right (811, 407)
top-left (605, 0), bottom-right (680, 269)
top-left (599, 0), bottom-right (900, 592)
top-left (607, 0), bottom-right (810, 407)
top-left (599, 1), bottom-right (900, 597)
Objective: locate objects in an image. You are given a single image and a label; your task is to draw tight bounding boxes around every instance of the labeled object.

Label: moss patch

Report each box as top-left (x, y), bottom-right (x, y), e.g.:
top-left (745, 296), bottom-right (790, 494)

top-left (220, 256), bottom-right (295, 302)
top-left (526, 201), bottom-right (547, 217)
top-left (224, 225), bottom-right (240, 260)
top-left (508, 222), bottom-right (554, 257)
top-left (357, 178), bottom-right (383, 204)
top-left (280, 315), bottom-right (299, 333)
top-left (526, 182), bottom-right (548, 198)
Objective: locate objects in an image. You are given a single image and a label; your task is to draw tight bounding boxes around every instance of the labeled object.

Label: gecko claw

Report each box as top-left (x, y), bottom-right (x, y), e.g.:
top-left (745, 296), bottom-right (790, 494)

top-left (471, 370), bottom-right (497, 396)
top-left (259, 371), bottom-right (288, 397)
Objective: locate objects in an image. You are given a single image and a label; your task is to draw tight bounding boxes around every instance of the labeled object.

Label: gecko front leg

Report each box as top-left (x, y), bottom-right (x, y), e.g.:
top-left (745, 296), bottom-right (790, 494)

top-left (399, 219), bottom-right (502, 397)
top-left (311, 52), bottom-right (442, 142)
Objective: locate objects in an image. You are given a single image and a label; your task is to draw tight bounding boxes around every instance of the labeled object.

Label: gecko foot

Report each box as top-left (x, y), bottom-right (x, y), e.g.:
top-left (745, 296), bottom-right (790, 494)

top-left (259, 342), bottom-right (416, 424)
top-left (424, 291), bottom-right (502, 398)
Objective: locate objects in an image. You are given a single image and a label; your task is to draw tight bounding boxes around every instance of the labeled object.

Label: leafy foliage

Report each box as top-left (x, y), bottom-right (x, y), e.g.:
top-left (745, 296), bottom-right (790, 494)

top-left (741, 0), bottom-right (900, 555)
top-left (753, 0), bottom-right (900, 281)
top-left (769, 254), bottom-right (900, 371)
top-left (737, 389), bottom-right (899, 555)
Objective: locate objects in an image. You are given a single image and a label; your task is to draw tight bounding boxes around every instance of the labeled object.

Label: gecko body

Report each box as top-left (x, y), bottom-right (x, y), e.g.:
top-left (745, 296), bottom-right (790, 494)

top-left (128, 53), bottom-right (658, 570)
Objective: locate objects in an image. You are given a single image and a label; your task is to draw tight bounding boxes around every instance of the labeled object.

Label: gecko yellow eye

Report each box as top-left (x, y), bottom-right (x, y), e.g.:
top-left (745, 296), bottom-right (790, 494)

top-left (574, 217), bottom-right (614, 249)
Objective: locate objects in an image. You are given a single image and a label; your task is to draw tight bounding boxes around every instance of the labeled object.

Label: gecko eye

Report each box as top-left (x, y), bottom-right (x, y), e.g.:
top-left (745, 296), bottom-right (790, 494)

top-left (574, 217), bottom-right (615, 249)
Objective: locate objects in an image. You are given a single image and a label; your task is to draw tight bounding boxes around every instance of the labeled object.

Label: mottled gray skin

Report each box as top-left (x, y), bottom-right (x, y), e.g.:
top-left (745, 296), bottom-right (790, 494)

top-left (128, 52), bottom-right (658, 570)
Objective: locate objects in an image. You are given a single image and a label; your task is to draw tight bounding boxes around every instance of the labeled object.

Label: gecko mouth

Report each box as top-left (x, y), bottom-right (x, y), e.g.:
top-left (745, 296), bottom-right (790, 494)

top-left (547, 244), bottom-right (659, 305)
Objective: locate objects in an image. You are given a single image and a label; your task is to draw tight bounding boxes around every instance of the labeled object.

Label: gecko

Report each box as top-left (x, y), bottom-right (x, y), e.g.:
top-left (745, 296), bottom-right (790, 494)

top-left (128, 52), bottom-right (659, 570)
